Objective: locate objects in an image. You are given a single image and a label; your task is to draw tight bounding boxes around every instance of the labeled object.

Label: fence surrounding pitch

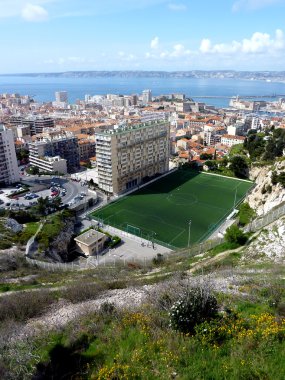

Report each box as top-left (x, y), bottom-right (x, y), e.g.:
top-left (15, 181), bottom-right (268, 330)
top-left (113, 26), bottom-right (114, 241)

top-left (25, 199), bottom-right (285, 272)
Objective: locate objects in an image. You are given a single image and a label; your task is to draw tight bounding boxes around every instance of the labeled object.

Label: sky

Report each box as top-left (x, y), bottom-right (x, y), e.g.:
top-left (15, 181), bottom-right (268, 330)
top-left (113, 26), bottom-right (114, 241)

top-left (1, 0), bottom-right (285, 73)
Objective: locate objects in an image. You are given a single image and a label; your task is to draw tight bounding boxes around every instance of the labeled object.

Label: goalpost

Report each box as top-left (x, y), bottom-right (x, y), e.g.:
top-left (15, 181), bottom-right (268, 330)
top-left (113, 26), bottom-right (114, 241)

top-left (126, 224), bottom-right (141, 237)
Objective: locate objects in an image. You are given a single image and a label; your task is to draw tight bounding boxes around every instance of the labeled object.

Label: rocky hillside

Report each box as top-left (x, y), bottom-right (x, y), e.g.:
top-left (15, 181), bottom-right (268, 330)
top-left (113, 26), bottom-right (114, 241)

top-left (248, 160), bottom-right (285, 216)
top-left (45, 216), bottom-right (76, 262)
top-left (243, 216), bottom-right (285, 263)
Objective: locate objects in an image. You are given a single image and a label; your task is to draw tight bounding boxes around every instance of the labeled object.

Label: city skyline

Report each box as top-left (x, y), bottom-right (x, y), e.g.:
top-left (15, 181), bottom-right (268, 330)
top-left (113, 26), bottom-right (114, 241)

top-left (1, 0), bottom-right (285, 73)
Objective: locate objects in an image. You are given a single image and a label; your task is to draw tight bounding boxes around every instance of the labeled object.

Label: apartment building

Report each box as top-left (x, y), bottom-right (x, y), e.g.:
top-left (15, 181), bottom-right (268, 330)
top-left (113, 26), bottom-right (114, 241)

top-left (78, 135), bottom-right (96, 161)
top-left (142, 89), bottom-right (152, 105)
top-left (0, 124), bottom-right (19, 185)
top-left (203, 127), bottom-right (226, 146)
top-left (29, 132), bottom-right (80, 173)
top-left (55, 91), bottom-right (68, 103)
top-left (10, 116), bottom-right (55, 135)
top-left (28, 155), bottom-right (67, 174)
top-left (221, 134), bottom-right (246, 147)
top-left (95, 120), bottom-right (170, 194)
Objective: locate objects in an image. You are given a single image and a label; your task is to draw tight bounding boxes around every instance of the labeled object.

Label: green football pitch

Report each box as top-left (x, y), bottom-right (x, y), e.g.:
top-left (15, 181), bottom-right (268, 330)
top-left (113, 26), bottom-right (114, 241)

top-left (91, 170), bottom-right (254, 249)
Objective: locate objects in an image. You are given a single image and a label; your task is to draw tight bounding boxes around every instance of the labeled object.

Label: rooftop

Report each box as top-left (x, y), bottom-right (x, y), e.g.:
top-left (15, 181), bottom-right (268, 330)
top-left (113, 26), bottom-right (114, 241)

top-left (74, 229), bottom-right (106, 246)
top-left (95, 120), bottom-right (169, 136)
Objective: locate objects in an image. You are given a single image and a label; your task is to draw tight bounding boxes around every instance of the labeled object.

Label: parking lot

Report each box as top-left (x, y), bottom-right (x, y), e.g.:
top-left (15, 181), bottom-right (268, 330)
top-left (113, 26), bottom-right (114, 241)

top-left (0, 176), bottom-right (90, 210)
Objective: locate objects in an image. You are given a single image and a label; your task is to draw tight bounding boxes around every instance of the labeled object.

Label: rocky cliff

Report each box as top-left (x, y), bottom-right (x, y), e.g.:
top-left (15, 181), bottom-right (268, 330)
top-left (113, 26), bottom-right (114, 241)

top-left (247, 160), bottom-right (285, 216)
top-left (44, 217), bottom-right (76, 262)
top-left (242, 216), bottom-right (285, 263)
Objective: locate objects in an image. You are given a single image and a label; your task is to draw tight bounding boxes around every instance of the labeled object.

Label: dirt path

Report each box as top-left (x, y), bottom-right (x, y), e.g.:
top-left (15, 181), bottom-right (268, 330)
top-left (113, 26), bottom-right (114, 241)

top-left (10, 286), bottom-right (151, 343)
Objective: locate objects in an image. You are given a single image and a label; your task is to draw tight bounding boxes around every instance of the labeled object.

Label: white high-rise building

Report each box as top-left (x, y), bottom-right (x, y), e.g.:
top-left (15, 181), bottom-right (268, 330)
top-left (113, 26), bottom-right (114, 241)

top-left (142, 89), bottom-right (152, 105)
top-left (55, 91), bottom-right (68, 103)
top-left (0, 124), bottom-right (20, 185)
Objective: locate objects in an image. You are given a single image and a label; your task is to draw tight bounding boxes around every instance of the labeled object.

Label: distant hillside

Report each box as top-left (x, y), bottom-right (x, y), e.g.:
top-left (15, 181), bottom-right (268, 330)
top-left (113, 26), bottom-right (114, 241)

top-left (2, 70), bottom-right (285, 81)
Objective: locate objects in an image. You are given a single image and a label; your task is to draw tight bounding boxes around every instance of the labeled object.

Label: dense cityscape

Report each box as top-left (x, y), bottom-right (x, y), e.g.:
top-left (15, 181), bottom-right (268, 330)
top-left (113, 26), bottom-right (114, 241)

top-left (1, 0), bottom-right (285, 378)
top-left (1, 87), bottom-right (285, 189)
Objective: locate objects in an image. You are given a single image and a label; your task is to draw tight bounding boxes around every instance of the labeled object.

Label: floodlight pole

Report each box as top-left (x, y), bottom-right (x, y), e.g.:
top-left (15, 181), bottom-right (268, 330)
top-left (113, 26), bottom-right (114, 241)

top-left (188, 220), bottom-right (191, 248)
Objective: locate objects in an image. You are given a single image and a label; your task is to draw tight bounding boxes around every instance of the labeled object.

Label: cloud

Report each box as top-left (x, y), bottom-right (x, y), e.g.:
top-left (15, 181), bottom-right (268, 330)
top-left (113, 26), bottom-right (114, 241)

top-left (232, 0), bottom-right (283, 12)
top-left (169, 43), bottom-right (191, 57)
top-left (21, 3), bottom-right (48, 21)
top-left (0, 0), bottom-right (172, 20)
top-left (200, 39), bottom-right (212, 53)
top-left (167, 2), bottom-right (187, 11)
top-left (199, 29), bottom-right (285, 55)
top-left (117, 51), bottom-right (136, 61)
top-left (150, 36), bottom-right (159, 49)
top-left (0, 0), bottom-right (52, 19)
top-left (148, 43), bottom-right (192, 60)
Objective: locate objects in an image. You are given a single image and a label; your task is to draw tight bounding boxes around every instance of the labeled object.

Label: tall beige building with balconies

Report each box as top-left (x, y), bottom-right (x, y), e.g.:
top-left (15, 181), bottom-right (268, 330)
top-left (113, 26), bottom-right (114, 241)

top-left (95, 120), bottom-right (170, 194)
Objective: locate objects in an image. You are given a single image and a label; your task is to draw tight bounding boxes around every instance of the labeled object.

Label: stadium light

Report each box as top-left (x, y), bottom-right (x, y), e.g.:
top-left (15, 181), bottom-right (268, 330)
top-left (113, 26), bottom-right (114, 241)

top-left (188, 220), bottom-right (192, 248)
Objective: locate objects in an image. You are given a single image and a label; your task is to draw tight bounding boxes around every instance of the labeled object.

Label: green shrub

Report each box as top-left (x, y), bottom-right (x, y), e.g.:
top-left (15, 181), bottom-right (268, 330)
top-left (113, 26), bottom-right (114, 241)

top-left (108, 235), bottom-right (121, 248)
top-left (152, 253), bottom-right (165, 265)
top-left (238, 202), bottom-right (255, 226)
top-left (0, 240), bottom-right (13, 250)
top-left (225, 225), bottom-right (248, 245)
top-left (169, 287), bottom-right (218, 334)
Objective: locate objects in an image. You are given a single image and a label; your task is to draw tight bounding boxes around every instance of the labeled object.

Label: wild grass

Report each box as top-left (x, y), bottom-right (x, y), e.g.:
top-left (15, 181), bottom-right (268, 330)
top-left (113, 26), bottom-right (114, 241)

top-left (9, 299), bottom-right (284, 380)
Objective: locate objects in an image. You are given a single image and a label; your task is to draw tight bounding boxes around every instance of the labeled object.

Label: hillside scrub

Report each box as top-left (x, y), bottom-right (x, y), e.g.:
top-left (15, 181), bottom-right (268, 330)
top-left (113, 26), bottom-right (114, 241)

top-left (36, 209), bottom-right (74, 250)
top-left (3, 297), bottom-right (284, 380)
top-left (238, 202), bottom-right (255, 226)
top-left (225, 225), bottom-right (248, 246)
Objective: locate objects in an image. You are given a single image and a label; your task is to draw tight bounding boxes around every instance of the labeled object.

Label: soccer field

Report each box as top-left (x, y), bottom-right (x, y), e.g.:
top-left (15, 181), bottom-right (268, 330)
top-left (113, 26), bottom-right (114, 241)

top-left (91, 170), bottom-right (254, 249)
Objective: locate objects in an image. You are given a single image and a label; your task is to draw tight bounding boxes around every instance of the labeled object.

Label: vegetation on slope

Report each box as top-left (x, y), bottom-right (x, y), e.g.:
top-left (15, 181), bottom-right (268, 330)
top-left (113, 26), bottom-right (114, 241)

top-left (0, 273), bottom-right (283, 380)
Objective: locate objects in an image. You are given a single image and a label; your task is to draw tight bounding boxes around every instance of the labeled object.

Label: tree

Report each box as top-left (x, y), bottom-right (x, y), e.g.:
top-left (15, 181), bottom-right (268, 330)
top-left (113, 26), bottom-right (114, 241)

top-left (51, 196), bottom-right (63, 210)
top-left (225, 224), bottom-right (247, 245)
top-left (244, 133), bottom-right (265, 160)
top-left (271, 171), bottom-right (278, 185)
top-left (89, 178), bottom-right (95, 188)
top-left (219, 157), bottom-right (229, 168)
top-left (230, 155), bottom-right (248, 178)
top-left (204, 160), bottom-right (218, 171)
top-left (37, 196), bottom-right (50, 215)
top-left (277, 172), bottom-right (285, 187)
top-left (238, 202), bottom-right (255, 226)
top-left (200, 153), bottom-right (213, 160)
top-left (16, 148), bottom-right (29, 163)
top-left (27, 166), bottom-right (39, 175)
top-left (229, 143), bottom-right (245, 157)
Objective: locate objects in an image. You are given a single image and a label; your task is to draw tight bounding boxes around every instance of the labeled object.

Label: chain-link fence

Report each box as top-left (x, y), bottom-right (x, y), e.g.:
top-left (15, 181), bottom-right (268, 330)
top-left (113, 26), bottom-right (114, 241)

top-left (244, 202), bottom-right (285, 233)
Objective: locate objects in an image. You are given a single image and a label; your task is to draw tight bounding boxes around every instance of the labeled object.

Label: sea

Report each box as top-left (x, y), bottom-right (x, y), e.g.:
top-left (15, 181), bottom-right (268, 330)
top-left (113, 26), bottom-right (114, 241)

top-left (1, 75), bottom-right (285, 108)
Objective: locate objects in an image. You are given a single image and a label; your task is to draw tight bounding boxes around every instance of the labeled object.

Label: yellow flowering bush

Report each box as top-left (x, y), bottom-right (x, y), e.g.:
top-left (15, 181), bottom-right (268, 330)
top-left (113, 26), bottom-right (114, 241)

top-left (95, 363), bottom-right (132, 380)
top-left (195, 311), bottom-right (285, 347)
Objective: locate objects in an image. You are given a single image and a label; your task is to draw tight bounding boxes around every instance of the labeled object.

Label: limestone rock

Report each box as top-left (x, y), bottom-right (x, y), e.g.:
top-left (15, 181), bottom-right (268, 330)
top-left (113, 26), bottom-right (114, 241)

top-left (243, 217), bottom-right (285, 263)
top-left (247, 161), bottom-right (285, 216)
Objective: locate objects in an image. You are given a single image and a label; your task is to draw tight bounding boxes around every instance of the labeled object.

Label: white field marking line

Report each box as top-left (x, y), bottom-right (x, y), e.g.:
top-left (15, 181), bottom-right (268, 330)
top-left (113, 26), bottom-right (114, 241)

top-left (99, 208), bottom-right (127, 224)
top-left (201, 171), bottom-right (253, 183)
top-left (196, 199), bottom-right (227, 213)
top-left (168, 227), bottom-right (186, 245)
top-left (166, 195), bottom-right (198, 206)
top-left (92, 195), bottom-right (128, 214)
top-left (122, 209), bottom-right (182, 233)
